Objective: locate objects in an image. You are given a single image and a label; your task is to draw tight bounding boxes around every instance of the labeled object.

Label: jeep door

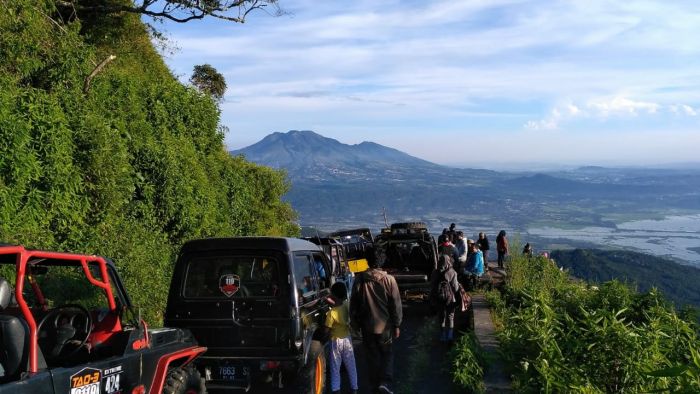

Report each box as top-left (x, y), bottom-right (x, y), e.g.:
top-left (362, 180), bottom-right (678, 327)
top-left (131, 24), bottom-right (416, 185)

top-left (168, 252), bottom-right (292, 358)
top-left (291, 252), bottom-right (331, 346)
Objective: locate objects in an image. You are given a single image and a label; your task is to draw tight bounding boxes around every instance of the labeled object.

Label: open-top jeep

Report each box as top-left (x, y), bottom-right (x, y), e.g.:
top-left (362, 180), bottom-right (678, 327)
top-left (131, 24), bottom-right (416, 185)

top-left (373, 222), bottom-right (438, 290)
top-left (164, 237), bottom-right (333, 393)
top-left (0, 245), bottom-right (206, 394)
top-left (329, 228), bottom-right (373, 274)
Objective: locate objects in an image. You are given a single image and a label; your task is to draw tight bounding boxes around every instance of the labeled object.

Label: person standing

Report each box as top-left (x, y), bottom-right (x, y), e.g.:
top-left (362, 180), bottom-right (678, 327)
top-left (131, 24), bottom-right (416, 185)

top-left (453, 231), bottom-right (468, 272)
top-left (496, 230), bottom-right (509, 269)
top-left (350, 246), bottom-right (403, 394)
top-left (430, 254), bottom-right (460, 342)
top-left (326, 283), bottom-right (359, 394)
top-left (439, 233), bottom-right (460, 264)
top-left (477, 232), bottom-right (490, 269)
top-left (466, 243), bottom-right (485, 277)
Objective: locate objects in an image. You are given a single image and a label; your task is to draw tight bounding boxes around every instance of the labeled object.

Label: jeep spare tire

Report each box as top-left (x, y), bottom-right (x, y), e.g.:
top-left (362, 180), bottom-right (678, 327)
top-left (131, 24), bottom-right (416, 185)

top-left (298, 340), bottom-right (326, 394)
top-left (391, 222), bottom-right (427, 231)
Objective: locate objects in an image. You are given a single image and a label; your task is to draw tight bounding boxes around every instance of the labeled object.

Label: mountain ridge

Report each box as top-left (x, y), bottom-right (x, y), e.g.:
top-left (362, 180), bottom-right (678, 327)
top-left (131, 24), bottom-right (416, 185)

top-left (231, 130), bottom-right (445, 182)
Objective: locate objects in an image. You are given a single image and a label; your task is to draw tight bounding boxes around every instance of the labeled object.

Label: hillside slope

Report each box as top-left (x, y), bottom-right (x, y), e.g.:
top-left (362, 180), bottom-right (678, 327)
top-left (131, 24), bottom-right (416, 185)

top-left (0, 0), bottom-right (296, 323)
top-left (551, 249), bottom-right (700, 308)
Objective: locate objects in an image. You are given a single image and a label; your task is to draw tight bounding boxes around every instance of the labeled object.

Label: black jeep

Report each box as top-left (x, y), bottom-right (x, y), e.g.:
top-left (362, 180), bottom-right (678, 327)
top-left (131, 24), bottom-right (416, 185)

top-left (373, 222), bottom-right (439, 290)
top-left (0, 245), bottom-right (206, 394)
top-left (164, 237), bottom-right (333, 393)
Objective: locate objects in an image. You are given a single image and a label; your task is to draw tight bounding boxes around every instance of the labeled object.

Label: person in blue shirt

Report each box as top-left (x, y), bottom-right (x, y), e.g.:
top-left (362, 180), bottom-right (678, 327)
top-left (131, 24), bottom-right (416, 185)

top-left (465, 243), bottom-right (484, 277)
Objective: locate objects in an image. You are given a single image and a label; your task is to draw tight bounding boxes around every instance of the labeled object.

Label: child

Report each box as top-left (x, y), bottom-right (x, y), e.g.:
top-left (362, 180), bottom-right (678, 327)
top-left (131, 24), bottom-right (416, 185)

top-left (325, 282), bottom-right (359, 394)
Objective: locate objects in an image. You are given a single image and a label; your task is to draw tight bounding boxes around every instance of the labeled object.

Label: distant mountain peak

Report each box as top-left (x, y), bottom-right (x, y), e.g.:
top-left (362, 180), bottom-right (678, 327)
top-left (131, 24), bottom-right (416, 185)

top-left (230, 130), bottom-right (441, 180)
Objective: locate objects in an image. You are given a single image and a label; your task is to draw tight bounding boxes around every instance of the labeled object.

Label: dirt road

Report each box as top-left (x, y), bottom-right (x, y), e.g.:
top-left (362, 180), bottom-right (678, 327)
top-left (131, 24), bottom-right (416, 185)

top-left (337, 298), bottom-right (466, 394)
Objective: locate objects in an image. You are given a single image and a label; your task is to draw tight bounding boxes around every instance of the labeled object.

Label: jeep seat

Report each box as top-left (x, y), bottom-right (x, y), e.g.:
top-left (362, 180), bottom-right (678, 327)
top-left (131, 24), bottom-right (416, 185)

top-left (0, 277), bottom-right (25, 381)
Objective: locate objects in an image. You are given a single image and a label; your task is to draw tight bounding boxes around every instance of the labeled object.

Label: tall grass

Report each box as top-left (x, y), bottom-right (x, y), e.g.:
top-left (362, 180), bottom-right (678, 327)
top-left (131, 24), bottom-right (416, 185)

top-left (489, 254), bottom-right (700, 393)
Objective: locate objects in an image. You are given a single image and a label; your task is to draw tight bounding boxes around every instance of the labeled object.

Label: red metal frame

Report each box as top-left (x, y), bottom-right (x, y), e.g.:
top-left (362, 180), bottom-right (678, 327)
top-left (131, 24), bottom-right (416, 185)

top-left (0, 245), bottom-right (118, 373)
top-left (148, 346), bottom-right (207, 394)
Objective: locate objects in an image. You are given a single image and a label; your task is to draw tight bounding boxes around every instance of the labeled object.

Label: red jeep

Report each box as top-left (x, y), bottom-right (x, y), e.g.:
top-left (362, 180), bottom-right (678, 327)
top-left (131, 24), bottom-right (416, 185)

top-left (0, 245), bottom-right (206, 394)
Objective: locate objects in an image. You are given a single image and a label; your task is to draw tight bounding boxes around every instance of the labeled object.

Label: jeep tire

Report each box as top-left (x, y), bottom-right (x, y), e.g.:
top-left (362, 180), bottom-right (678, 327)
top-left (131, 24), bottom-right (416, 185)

top-left (391, 222), bottom-right (427, 231)
top-left (162, 366), bottom-right (205, 394)
top-left (298, 340), bottom-right (326, 394)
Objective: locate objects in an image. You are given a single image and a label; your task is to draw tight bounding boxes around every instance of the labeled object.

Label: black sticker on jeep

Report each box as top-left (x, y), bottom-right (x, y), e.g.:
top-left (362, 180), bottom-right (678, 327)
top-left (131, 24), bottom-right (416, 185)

top-left (102, 365), bottom-right (123, 394)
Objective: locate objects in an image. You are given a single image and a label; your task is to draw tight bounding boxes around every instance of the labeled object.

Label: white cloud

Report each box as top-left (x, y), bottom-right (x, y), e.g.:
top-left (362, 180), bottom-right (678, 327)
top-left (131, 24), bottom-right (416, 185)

top-left (588, 97), bottom-right (659, 116)
top-left (524, 96), bottom-right (700, 130)
top-left (670, 104), bottom-right (698, 116)
top-left (161, 0), bottom-right (700, 164)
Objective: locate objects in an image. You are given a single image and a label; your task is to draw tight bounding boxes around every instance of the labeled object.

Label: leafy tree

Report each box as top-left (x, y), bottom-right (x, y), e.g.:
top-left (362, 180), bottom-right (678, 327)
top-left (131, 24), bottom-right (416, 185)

top-left (1, 0), bottom-right (298, 325)
top-left (191, 64), bottom-right (227, 100)
top-left (56, 0), bottom-right (282, 23)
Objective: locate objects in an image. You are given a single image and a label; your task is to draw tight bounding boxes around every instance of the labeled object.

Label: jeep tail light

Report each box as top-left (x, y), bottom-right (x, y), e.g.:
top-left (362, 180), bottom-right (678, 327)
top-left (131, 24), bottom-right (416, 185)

top-left (261, 360), bottom-right (281, 370)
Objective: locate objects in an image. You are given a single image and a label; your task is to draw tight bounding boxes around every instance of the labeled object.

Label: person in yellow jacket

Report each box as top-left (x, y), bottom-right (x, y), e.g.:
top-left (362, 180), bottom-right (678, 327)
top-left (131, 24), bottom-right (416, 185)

top-left (326, 282), bottom-right (359, 394)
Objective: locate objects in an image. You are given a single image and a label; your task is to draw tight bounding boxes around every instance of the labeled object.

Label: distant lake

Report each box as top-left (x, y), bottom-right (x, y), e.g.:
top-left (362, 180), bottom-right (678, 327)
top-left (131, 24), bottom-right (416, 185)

top-left (528, 214), bottom-right (700, 267)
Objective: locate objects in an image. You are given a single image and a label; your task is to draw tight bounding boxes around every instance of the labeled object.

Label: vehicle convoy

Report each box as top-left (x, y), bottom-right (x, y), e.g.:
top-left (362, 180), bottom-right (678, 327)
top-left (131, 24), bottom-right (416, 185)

top-left (164, 237), bottom-right (333, 393)
top-left (373, 222), bottom-right (439, 290)
top-left (0, 245), bottom-right (206, 394)
top-left (329, 228), bottom-right (373, 273)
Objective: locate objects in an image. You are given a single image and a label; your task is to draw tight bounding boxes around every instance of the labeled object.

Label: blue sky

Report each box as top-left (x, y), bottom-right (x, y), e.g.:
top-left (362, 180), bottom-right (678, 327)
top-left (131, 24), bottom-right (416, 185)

top-left (159, 0), bottom-right (700, 168)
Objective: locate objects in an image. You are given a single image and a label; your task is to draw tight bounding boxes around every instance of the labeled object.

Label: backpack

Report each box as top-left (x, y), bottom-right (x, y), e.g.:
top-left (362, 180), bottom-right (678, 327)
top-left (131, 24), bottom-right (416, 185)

top-left (436, 271), bottom-right (455, 304)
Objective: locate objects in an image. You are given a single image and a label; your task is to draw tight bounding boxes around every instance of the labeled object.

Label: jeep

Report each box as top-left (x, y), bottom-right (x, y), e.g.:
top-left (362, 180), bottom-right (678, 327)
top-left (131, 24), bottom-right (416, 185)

top-left (0, 245), bottom-right (206, 394)
top-left (329, 228), bottom-right (373, 273)
top-left (303, 236), bottom-right (354, 293)
top-left (373, 222), bottom-right (439, 290)
top-left (164, 237), bottom-right (333, 393)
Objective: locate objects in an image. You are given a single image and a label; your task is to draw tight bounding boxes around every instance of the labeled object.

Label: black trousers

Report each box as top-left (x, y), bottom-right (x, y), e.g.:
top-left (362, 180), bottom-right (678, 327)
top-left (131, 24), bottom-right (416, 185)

top-left (361, 328), bottom-right (394, 389)
top-left (497, 251), bottom-right (506, 268)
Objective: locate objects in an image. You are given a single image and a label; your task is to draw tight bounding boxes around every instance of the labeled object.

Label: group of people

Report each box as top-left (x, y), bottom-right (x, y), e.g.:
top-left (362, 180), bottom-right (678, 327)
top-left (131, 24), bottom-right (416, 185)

top-left (437, 224), bottom-right (511, 273)
top-left (324, 246), bottom-right (402, 394)
top-left (431, 225), bottom-right (510, 342)
top-left (322, 226), bottom-right (514, 393)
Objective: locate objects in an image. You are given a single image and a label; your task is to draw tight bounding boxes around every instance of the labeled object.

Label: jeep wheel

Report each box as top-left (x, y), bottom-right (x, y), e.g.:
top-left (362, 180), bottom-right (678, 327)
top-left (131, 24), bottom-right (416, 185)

top-left (299, 341), bottom-right (326, 394)
top-left (162, 366), bottom-right (205, 394)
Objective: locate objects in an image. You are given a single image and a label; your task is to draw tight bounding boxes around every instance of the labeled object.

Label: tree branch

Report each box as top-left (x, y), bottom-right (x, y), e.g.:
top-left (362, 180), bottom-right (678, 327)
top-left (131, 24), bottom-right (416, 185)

top-left (55, 0), bottom-right (279, 24)
top-left (83, 54), bottom-right (116, 94)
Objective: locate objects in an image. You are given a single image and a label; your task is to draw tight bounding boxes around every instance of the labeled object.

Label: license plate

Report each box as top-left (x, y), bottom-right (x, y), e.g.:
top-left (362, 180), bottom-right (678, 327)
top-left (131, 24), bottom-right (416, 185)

top-left (217, 365), bottom-right (249, 381)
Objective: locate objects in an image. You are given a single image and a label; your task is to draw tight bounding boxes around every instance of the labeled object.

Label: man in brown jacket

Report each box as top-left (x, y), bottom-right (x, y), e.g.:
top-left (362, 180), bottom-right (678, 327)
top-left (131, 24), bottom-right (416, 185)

top-left (350, 246), bottom-right (403, 394)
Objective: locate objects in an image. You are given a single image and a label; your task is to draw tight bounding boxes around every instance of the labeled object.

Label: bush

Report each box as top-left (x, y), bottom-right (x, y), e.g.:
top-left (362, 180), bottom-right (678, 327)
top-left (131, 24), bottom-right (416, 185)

top-left (492, 254), bottom-right (700, 393)
top-left (450, 333), bottom-right (486, 393)
top-left (0, 0), bottom-right (298, 325)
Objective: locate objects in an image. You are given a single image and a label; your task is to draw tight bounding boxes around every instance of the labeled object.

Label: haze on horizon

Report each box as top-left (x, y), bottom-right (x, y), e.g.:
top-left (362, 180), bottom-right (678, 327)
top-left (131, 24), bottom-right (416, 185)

top-left (160, 0), bottom-right (700, 167)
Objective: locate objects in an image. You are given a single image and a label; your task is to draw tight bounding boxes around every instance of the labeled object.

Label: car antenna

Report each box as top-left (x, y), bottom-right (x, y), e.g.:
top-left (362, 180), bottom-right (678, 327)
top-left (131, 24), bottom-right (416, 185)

top-left (314, 226), bottom-right (321, 243)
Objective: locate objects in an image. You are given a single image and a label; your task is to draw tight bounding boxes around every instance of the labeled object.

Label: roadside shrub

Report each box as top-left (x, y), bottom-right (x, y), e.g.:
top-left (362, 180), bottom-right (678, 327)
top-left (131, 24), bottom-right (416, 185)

top-left (450, 332), bottom-right (486, 393)
top-left (492, 254), bottom-right (700, 393)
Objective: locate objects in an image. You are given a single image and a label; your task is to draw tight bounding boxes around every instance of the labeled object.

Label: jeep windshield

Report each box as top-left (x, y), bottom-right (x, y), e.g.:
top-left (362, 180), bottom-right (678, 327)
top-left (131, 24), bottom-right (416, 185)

top-left (183, 255), bottom-right (282, 299)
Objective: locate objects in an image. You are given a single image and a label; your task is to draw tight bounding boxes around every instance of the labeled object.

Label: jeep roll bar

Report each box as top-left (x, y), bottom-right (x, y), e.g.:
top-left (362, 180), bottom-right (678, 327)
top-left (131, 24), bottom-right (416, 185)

top-left (0, 245), bottom-right (119, 373)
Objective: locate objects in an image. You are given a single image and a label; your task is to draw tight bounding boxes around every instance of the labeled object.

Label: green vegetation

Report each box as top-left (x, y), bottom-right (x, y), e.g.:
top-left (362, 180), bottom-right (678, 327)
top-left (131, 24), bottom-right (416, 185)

top-left (449, 332), bottom-right (485, 393)
top-left (552, 249), bottom-right (700, 309)
top-left (485, 254), bottom-right (700, 392)
top-left (0, 0), bottom-right (297, 324)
